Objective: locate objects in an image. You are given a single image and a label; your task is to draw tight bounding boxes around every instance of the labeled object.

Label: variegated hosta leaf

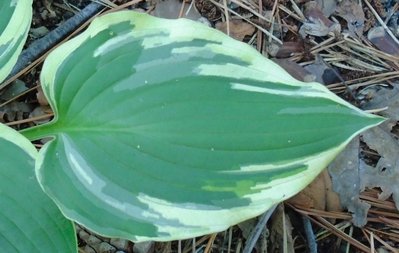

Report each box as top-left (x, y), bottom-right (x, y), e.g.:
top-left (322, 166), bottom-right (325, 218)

top-left (21, 11), bottom-right (384, 241)
top-left (0, 124), bottom-right (77, 252)
top-left (0, 0), bottom-right (32, 82)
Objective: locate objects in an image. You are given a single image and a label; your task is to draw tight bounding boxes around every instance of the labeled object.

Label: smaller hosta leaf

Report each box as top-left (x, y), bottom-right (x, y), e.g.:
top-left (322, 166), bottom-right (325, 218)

top-left (0, 0), bottom-right (32, 83)
top-left (0, 124), bottom-right (77, 252)
top-left (22, 11), bottom-right (384, 241)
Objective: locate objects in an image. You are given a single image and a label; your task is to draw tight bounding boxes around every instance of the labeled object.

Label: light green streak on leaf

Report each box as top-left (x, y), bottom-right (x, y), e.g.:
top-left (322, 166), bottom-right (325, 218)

top-left (0, 2), bottom-right (15, 33)
top-left (21, 11), bottom-right (385, 241)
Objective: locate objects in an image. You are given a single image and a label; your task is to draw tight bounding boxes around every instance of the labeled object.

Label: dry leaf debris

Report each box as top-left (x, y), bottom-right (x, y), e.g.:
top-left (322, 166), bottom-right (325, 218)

top-left (299, 1), bottom-right (340, 38)
top-left (336, 0), bottom-right (365, 36)
top-left (361, 126), bottom-right (399, 210)
top-left (289, 170), bottom-right (341, 212)
top-left (215, 19), bottom-right (255, 41)
top-left (328, 137), bottom-right (372, 227)
top-left (368, 27), bottom-right (399, 57)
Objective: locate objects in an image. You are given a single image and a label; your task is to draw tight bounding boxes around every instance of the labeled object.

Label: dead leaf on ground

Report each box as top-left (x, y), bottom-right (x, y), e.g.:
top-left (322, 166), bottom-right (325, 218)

top-left (133, 241), bottom-right (155, 253)
top-left (37, 85), bottom-right (49, 106)
top-left (0, 79), bottom-right (28, 101)
top-left (328, 137), bottom-right (371, 227)
top-left (299, 1), bottom-right (341, 37)
top-left (304, 55), bottom-right (341, 85)
top-left (195, 0), bottom-right (221, 21)
top-left (368, 26), bottom-right (399, 57)
top-left (316, 0), bottom-right (337, 17)
top-left (361, 126), bottom-right (399, 210)
top-left (30, 105), bottom-right (52, 124)
top-left (288, 170), bottom-right (341, 212)
top-left (43, 0), bottom-right (56, 18)
top-left (269, 204), bottom-right (294, 253)
top-left (237, 218), bottom-right (256, 240)
top-left (29, 26), bottom-right (50, 39)
top-left (336, 0), bottom-right (365, 36)
top-left (273, 58), bottom-right (315, 82)
top-left (330, 84), bottom-right (399, 225)
top-left (215, 20), bottom-right (255, 41)
top-left (0, 101), bottom-right (31, 123)
top-left (362, 84), bottom-right (399, 123)
top-left (238, 215), bottom-right (267, 252)
top-left (273, 41), bottom-right (304, 58)
top-left (151, 0), bottom-right (202, 20)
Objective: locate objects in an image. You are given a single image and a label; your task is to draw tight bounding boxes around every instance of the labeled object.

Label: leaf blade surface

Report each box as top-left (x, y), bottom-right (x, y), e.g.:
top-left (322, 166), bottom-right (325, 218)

top-left (23, 11), bottom-right (384, 241)
top-left (0, 124), bottom-right (77, 252)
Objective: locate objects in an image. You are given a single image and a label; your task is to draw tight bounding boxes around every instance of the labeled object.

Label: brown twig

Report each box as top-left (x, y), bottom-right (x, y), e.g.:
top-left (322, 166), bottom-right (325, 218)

top-left (204, 233), bottom-right (217, 253)
top-left (309, 216), bottom-right (371, 252)
top-left (5, 113), bottom-right (53, 126)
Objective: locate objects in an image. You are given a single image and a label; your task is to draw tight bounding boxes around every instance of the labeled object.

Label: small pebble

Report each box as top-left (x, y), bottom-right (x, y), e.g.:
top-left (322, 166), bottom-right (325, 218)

top-left (87, 235), bottom-right (102, 246)
top-left (99, 242), bottom-right (116, 253)
top-left (110, 238), bottom-right (129, 250)
top-left (83, 245), bottom-right (96, 253)
top-left (133, 241), bottom-right (154, 253)
top-left (78, 230), bottom-right (90, 242)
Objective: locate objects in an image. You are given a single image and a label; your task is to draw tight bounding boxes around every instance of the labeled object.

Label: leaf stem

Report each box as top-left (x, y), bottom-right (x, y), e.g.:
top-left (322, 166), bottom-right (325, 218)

top-left (19, 122), bottom-right (58, 141)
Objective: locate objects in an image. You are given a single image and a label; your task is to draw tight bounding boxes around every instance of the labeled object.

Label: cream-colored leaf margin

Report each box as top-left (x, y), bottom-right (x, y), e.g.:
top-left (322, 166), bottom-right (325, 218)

top-left (0, 0), bottom-right (32, 82)
top-left (0, 124), bottom-right (37, 160)
top-left (41, 11), bottom-right (373, 117)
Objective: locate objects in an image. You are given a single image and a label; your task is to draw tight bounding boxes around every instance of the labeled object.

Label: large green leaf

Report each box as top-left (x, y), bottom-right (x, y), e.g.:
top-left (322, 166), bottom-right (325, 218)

top-left (21, 11), bottom-right (384, 241)
top-left (0, 0), bottom-right (32, 83)
top-left (0, 124), bottom-right (77, 252)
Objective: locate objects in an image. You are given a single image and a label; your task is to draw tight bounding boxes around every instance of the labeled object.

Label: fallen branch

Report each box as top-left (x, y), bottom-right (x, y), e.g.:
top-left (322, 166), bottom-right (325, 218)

top-left (1, 2), bottom-right (104, 90)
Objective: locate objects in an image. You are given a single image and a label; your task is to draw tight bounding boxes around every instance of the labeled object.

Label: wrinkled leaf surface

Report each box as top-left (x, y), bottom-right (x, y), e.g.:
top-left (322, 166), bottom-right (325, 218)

top-left (21, 11), bottom-right (383, 241)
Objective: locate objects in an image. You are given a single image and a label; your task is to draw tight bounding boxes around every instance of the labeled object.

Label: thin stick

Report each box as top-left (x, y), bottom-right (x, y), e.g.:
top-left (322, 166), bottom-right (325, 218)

top-left (278, 5), bottom-right (303, 22)
top-left (1, 0), bottom-right (141, 91)
top-left (92, 0), bottom-right (117, 8)
top-left (256, 0), bottom-right (263, 51)
top-left (0, 85), bottom-right (39, 108)
top-left (363, 0), bottom-right (399, 46)
top-left (302, 215), bottom-right (317, 253)
top-left (222, 0), bottom-right (230, 36)
top-left (227, 227), bottom-right (232, 253)
top-left (288, 0), bottom-right (305, 20)
top-left (204, 233), bottom-right (217, 253)
top-left (345, 225), bottom-right (353, 253)
top-left (178, 0), bottom-right (186, 18)
top-left (370, 231), bottom-right (374, 253)
top-left (364, 229), bottom-right (399, 253)
top-left (4, 3), bottom-right (104, 86)
top-left (242, 205), bottom-right (277, 253)
top-left (269, 0), bottom-right (280, 45)
top-left (327, 71), bottom-right (399, 88)
top-left (309, 216), bottom-right (371, 252)
top-left (183, 235), bottom-right (211, 253)
top-left (283, 207), bottom-right (288, 253)
top-left (6, 114), bottom-right (53, 126)
top-left (230, 0), bottom-right (271, 23)
top-left (209, 0), bottom-right (282, 44)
